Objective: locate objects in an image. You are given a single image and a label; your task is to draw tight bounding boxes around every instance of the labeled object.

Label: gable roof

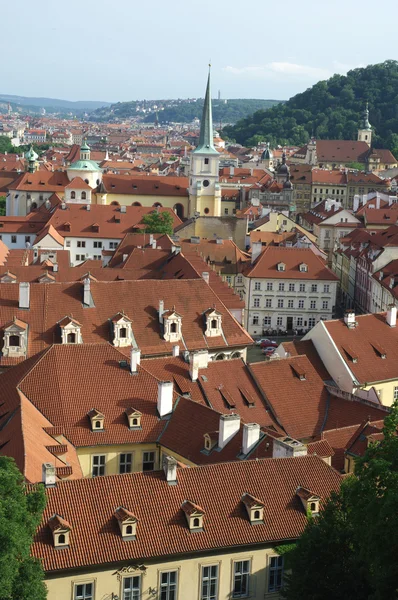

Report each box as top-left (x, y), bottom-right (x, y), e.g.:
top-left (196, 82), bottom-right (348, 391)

top-left (244, 246), bottom-right (338, 281)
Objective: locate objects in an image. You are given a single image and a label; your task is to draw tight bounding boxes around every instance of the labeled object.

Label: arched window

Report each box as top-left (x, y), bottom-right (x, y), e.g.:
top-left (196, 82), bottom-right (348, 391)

top-left (111, 201), bottom-right (120, 206)
top-left (211, 319), bottom-right (217, 329)
top-left (170, 322), bottom-right (177, 333)
top-left (67, 332), bottom-right (76, 344)
top-left (132, 418), bottom-right (138, 426)
top-left (126, 525), bottom-right (133, 535)
top-left (204, 207), bottom-right (210, 214)
top-left (173, 203), bottom-right (184, 219)
top-left (215, 353), bottom-right (225, 361)
top-left (254, 510), bottom-right (260, 520)
top-left (310, 502), bottom-right (317, 512)
top-left (30, 202), bottom-right (37, 210)
top-left (132, 202), bottom-right (142, 206)
top-left (95, 420), bottom-right (101, 429)
top-left (193, 517), bottom-right (200, 527)
top-left (153, 202), bottom-right (162, 208)
top-left (85, 179), bottom-right (89, 185)
top-left (81, 192), bottom-right (86, 200)
top-left (9, 335), bottom-right (20, 347)
top-left (120, 327), bottom-right (127, 338)
top-left (58, 534), bottom-right (65, 544)
top-left (71, 191), bottom-right (76, 199)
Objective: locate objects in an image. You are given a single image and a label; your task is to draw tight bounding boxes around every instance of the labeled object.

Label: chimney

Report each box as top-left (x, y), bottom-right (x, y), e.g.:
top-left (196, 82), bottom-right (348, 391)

top-left (353, 194), bottom-right (360, 213)
top-left (149, 234), bottom-right (154, 245)
top-left (19, 282), bottom-right (30, 309)
top-left (163, 455), bottom-right (177, 484)
top-left (251, 241), bottom-right (262, 263)
top-left (202, 271), bottom-right (210, 285)
top-left (218, 414), bottom-right (240, 449)
top-left (343, 309), bottom-right (356, 329)
top-left (53, 263), bottom-right (59, 272)
top-left (120, 205), bottom-right (127, 213)
top-left (86, 204), bottom-right (90, 211)
top-left (189, 350), bottom-right (209, 381)
top-left (386, 304), bottom-right (397, 328)
top-left (83, 277), bottom-right (91, 306)
top-left (242, 423), bottom-right (260, 455)
top-left (151, 240), bottom-right (157, 249)
top-left (157, 381), bottom-right (173, 417)
top-left (376, 193), bottom-right (380, 209)
top-left (273, 436), bottom-right (307, 458)
top-left (159, 299), bottom-right (164, 323)
top-left (216, 237), bottom-right (223, 245)
top-left (130, 347), bottom-right (141, 373)
top-left (42, 463), bottom-right (56, 488)
top-left (172, 344), bottom-right (180, 357)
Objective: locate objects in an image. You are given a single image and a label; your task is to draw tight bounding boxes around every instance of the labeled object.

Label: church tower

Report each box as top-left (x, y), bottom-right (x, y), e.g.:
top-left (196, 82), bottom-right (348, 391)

top-left (188, 67), bottom-right (221, 217)
top-left (357, 102), bottom-right (372, 146)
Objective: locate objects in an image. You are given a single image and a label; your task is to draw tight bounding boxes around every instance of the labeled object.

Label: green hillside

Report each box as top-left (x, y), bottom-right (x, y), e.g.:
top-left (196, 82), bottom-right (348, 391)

top-left (222, 60), bottom-right (398, 156)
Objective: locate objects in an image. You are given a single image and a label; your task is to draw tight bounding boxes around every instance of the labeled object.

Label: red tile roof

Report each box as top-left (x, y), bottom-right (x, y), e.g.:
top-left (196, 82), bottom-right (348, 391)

top-left (244, 246), bottom-right (338, 281)
top-left (100, 174), bottom-right (189, 197)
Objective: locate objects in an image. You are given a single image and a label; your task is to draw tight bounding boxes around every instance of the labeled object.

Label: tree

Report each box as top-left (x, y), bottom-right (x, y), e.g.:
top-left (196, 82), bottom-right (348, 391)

top-left (283, 402), bottom-right (398, 600)
top-left (0, 456), bottom-right (47, 600)
top-left (0, 136), bottom-right (13, 154)
top-left (0, 197), bottom-right (6, 216)
top-left (141, 210), bottom-right (174, 235)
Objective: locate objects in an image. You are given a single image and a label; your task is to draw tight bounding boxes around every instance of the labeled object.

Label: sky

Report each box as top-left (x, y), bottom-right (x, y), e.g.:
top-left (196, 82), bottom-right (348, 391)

top-left (1, 0), bottom-right (396, 103)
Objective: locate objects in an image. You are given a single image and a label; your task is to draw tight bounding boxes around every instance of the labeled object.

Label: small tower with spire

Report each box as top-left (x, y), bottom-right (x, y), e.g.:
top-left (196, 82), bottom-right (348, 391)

top-left (25, 145), bottom-right (39, 173)
top-left (188, 66), bottom-right (221, 217)
top-left (357, 102), bottom-right (372, 146)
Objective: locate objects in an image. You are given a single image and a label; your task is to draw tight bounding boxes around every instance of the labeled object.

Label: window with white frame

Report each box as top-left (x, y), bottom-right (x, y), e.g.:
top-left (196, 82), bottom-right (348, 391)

top-left (298, 300), bottom-right (304, 309)
top-left (93, 241), bottom-right (102, 248)
top-left (268, 556), bottom-right (284, 593)
top-left (226, 276), bottom-right (232, 285)
top-left (66, 240), bottom-right (71, 247)
top-left (288, 300), bottom-right (294, 308)
top-left (322, 301), bottom-right (328, 310)
top-left (201, 565), bottom-right (218, 600)
top-left (122, 575), bottom-right (141, 600)
top-left (252, 316), bottom-right (259, 325)
top-left (254, 298), bottom-right (260, 308)
top-left (394, 386), bottom-right (398, 401)
top-left (297, 317), bottom-right (303, 326)
top-left (236, 275), bottom-right (242, 284)
top-left (299, 283), bottom-right (305, 292)
top-left (265, 299), bottom-right (272, 308)
top-left (119, 453), bottom-right (132, 474)
top-left (74, 583), bottom-right (93, 600)
top-left (263, 316), bottom-right (271, 326)
top-left (311, 284), bottom-right (318, 292)
top-left (266, 282), bottom-right (273, 291)
top-left (278, 283), bottom-right (285, 291)
top-left (324, 284), bottom-right (330, 293)
top-left (277, 299), bottom-right (283, 308)
top-left (160, 571), bottom-right (178, 600)
top-left (77, 240), bottom-right (86, 248)
top-left (310, 300), bottom-right (316, 309)
top-left (254, 282), bottom-right (261, 291)
top-left (277, 317), bottom-right (283, 326)
top-left (92, 455), bottom-right (105, 477)
top-left (109, 241), bottom-right (118, 249)
top-left (233, 560), bottom-right (250, 598)
top-left (142, 451), bottom-right (155, 471)
top-left (289, 283), bottom-right (295, 292)
top-left (308, 318), bottom-right (316, 328)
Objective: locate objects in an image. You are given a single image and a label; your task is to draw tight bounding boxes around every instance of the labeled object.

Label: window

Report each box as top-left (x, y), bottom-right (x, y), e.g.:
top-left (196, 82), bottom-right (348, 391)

top-left (325, 230), bottom-right (330, 239)
top-left (266, 282), bottom-right (273, 291)
top-left (277, 299), bottom-right (283, 308)
top-left (254, 282), bottom-right (261, 291)
top-left (204, 158), bottom-right (209, 165)
top-left (233, 560), bottom-right (250, 598)
top-left (81, 192), bottom-right (87, 200)
top-left (288, 300), bottom-right (294, 308)
top-left (263, 316), bottom-right (271, 326)
top-left (71, 191), bottom-right (76, 199)
top-left (201, 565), bottom-right (218, 600)
top-left (289, 283), bottom-right (295, 292)
top-left (265, 299), bottom-right (272, 308)
top-left (323, 284), bottom-right (330, 293)
top-left (268, 556), bottom-right (284, 592)
top-left (322, 301), bottom-right (328, 310)
top-left (278, 283), bottom-right (285, 291)
top-left (67, 332), bottom-right (76, 344)
top-left (66, 240), bottom-right (71, 247)
top-left (160, 571), bottom-right (178, 600)
top-left (224, 208), bottom-right (229, 215)
top-left (119, 453), bottom-right (132, 474)
top-left (25, 236), bottom-right (31, 244)
top-left (109, 241), bottom-right (118, 249)
top-left (93, 255), bottom-right (101, 260)
top-left (92, 455), bottom-right (105, 477)
top-left (226, 276), bottom-right (232, 285)
top-left (394, 386), bottom-right (398, 401)
top-left (170, 322), bottom-right (177, 333)
top-left (236, 275), bottom-right (242, 284)
top-left (74, 583), bottom-right (93, 600)
top-left (75, 254), bottom-right (85, 261)
top-left (9, 335), bottom-right (20, 347)
top-left (298, 300), bottom-right (304, 309)
top-left (122, 576), bottom-right (141, 600)
top-left (277, 317), bottom-right (283, 326)
top-left (310, 301), bottom-right (316, 309)
top-left (311, 284), bottom-right (317, 292)
top-left (252, 315), bottom-right (259, 325)
top-left (308, 318), bottom-right (316, 328)
top-left (299, 283), bottom-right (305, 292)
top-left (77, 240), bottom-right (86, 248)
top-left (93, 241), bottom-right (102, 248)
top-left (11, 235), bottom-right (17, 244)
top-left (297, 317), bottom-right (303, 326)
top-left (253, 298), bottom-right (260, 308)
top-left (142, 451), bottom-right (155, 471)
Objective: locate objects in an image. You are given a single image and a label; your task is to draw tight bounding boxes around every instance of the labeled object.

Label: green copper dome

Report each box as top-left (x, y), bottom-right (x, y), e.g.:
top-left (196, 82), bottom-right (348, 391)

top-left (68, 159), bottom-right (101, 172)
top-left (25, 145), bottom-right (38, 161)
top-left (81, 141), bottom-right (90, 151)
top-left (361, 102), bottom-right (372, 131)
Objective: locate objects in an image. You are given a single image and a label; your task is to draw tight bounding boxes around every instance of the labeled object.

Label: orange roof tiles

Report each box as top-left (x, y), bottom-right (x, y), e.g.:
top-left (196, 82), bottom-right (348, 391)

top-left (244, 246), bottom-right (338, 281)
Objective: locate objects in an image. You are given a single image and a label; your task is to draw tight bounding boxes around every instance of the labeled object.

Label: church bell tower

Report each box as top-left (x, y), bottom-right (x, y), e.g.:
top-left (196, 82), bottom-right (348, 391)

top-left (357, 102), bottom-right (372, 146)
top-left (188, 67), bottom-right (221, 217)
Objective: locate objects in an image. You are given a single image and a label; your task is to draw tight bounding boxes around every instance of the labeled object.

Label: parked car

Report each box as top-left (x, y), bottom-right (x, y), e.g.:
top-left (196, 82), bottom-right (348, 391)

top-left (255, 338), bottom-right (270, 346)
top-left (262, 347), bottom-right (276, 356)
top-left (260, 339), bottom-right (278, 348)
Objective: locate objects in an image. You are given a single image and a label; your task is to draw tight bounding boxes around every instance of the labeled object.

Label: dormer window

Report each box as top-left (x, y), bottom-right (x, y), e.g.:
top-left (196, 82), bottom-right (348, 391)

top-left (204, 308), bottom-right (222, 338)
top-left (277, 262), bottom-right (286, 272)
top-left (126, 408), bottom-right (142, 430)
top-left (296, 487), bottom-right (320, 516)
top-left (0, 271), bottom-right (17, 283)
top-left (2, 318), bottom-right (28, 358)
top-left (48, 514), bottom-right (71, 549)
top-left (241, 493), bottom-right (265, 525)
top-left (162, 308), bottom-right (182, 342)
top-left (181, 500), bottom-right (205, 532)
top-left (299, 263), bottom-right (308, 272)
top-left (59, 316), bottom-right (82, 344)
top-left (114, 507), bottom-right (138, 540)
top-left (203, 432), bottom-right (218, 452)
top-left (88, 409), bottom-right (105, 431)
top-left (111, 312), bottom-right (133, 347)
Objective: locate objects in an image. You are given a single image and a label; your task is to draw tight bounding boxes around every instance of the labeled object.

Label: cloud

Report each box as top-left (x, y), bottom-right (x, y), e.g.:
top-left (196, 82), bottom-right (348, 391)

top-left (224, 62), bottom-right (331, 81)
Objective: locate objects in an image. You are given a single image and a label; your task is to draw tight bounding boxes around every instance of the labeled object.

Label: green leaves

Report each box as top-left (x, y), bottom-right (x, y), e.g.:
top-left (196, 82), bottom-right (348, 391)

top-left (141, 210), bottom-right (174, 235)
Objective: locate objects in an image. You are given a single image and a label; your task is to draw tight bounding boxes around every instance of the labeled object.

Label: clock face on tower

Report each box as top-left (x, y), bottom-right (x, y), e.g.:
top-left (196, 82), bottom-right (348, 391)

top-left (203, 179), bottom-right (210, 187)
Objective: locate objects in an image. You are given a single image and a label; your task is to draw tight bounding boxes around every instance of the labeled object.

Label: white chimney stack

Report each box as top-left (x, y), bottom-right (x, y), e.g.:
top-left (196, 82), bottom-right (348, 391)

top-left (376, 193), bottom-right (380, 209)
top-left (130, 347), bottom-right (141, 373)
top-left (163, 455), bottom-right (177, 484)
top-left (159, 299), bottom-right (164, 323)
top-left (251, 241), bottom-right (262, 264)
top-left (242, 423), bottom-right (260, 455)
top-left (386, 305), bottom-right (397, 328)
top-left (19, 282), bottom-right (30, 309)
top-left (149, 234), bottom-right (154, 245)
top-left (218, 414), bottom-right (240, 449)
top-left (157, 381), bottom-right (173, 417)
top-left (83, 277), bottom-right (91, 306)
top-left (172, 345), bottom-right (180, 357)
top-left (343, 309), bottom-right (356, 329)
top-left (202, 271), bottom-right (210, 285)
top-left (189, 350), bottom-right (209, 381)
top-left (53, 263), bottom-right (59, 272)
top-left (42, 463), bottom-right (56, 487)
top-left (151, 240), bottom-right (157, 249)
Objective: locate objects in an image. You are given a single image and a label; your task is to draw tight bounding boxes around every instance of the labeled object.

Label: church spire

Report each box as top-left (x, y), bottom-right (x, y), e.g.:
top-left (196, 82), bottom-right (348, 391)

top-left (362, 102), bottom-right (371, 130)
top-left (194, 66), bottom-right (218, 155)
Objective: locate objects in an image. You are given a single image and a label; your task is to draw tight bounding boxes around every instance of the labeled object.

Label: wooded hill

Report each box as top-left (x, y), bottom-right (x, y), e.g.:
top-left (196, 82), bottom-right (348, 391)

top-left (222, 60), bottom-right (398, 157)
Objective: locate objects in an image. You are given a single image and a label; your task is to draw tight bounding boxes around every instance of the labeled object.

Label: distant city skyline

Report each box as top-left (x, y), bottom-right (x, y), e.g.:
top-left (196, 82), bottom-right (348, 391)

top-left (1, 0), bottom-right (395, 103)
